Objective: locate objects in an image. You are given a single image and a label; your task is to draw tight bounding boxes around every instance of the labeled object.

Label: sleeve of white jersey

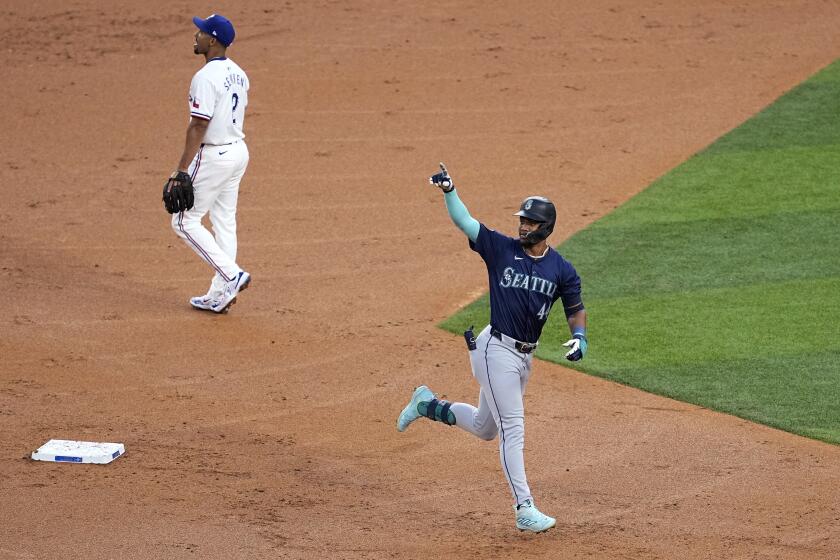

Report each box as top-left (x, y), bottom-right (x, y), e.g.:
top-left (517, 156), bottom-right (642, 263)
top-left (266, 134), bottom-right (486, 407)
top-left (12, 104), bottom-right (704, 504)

top-left (188, 73), bottom-right (215, 121)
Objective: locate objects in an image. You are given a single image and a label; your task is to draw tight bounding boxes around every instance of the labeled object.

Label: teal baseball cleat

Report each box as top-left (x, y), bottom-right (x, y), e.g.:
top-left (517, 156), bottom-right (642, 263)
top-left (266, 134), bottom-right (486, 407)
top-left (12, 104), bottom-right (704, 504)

top-left (514, 500), bottom-right (556, 533)
top-left (396, 385), bottom-right (435, 432)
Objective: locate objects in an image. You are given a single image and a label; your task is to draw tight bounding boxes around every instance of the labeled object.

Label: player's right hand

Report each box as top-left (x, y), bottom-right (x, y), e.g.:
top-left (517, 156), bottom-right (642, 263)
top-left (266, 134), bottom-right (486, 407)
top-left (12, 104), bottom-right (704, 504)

top-left (429, 162), bottom-right (454, 192)
top-left (563, 334), bottom-right (588, 361)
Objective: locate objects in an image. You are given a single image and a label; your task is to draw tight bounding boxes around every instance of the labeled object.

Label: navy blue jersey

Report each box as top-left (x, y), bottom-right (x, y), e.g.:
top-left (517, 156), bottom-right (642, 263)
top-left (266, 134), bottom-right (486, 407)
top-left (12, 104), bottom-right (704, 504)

top-left (470, 224), bottom-right (583, 344)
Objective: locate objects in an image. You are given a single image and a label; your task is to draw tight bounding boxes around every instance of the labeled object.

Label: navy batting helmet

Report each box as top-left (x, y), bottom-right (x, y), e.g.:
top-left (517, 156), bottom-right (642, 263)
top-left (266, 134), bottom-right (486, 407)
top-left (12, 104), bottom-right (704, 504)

top-left (514, 196), bottom-right (556, 245)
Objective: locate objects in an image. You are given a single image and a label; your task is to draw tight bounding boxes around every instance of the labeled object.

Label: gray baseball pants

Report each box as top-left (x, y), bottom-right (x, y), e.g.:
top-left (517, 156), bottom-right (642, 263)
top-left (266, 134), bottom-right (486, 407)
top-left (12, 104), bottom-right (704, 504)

top-left (450, 325), bottom-right (534, 506)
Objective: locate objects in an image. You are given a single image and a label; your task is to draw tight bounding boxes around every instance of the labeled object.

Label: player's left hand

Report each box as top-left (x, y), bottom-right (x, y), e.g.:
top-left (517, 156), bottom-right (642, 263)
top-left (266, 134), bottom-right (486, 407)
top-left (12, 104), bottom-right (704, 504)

top-left (563, 334), bottom-right (587, 361)
top-left (162, 171), bottom-right (195, 214)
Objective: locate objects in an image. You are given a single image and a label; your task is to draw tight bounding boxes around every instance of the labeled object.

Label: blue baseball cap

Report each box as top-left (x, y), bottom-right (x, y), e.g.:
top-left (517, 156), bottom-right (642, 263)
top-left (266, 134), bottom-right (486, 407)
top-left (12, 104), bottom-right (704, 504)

top-left (192, 14), bottom-right (235, 47)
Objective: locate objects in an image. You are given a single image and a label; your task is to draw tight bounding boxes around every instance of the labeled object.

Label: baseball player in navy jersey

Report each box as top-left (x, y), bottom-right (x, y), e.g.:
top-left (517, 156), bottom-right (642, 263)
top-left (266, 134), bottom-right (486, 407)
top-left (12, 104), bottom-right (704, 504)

top-left (397, 163), bottom-right (588, 533)
top-left (163, 14), bottom-right (251, 313)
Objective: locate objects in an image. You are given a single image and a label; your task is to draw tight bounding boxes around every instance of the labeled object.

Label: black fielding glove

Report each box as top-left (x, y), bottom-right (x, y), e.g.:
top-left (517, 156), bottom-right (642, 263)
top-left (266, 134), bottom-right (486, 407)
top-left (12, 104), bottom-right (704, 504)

top-left (162, 171), bottom-right (195, 214)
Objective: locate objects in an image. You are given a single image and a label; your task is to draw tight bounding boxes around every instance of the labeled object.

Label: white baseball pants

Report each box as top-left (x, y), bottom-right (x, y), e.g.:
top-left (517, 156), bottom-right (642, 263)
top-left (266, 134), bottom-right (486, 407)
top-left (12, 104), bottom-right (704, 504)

top-left (450, 325), bottom-right (534, 506)
top-left (171, 140), bottom-right (249, 295)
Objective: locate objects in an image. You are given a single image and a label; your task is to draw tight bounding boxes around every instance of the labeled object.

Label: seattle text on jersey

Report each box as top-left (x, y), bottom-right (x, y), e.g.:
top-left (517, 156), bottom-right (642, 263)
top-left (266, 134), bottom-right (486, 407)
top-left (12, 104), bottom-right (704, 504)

top-left (499, 267), bottom-right (557, 298)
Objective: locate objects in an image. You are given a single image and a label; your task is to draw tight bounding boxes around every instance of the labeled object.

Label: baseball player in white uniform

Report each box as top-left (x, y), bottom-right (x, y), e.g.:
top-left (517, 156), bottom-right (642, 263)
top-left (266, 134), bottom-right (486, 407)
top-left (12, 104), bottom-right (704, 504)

top-left (165, 14), bottom-right (251, 313)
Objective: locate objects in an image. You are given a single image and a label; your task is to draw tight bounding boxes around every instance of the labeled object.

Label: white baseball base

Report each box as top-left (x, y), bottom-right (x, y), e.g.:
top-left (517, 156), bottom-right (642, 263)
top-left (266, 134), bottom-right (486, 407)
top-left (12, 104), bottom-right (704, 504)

top-left (31, 439), bottom-right (125, 464)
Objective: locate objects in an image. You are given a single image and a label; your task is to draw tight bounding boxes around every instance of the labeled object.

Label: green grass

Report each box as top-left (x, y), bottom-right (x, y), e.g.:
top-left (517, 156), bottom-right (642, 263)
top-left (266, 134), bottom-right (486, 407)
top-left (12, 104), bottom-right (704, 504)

top-left (441, 60), bottom-right (840, 444)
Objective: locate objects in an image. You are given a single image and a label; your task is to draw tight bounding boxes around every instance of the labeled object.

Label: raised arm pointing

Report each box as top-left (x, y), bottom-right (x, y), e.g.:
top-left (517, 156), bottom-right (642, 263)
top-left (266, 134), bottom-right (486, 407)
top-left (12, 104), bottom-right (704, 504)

top-left (429, 162), bottom-right (479, 242)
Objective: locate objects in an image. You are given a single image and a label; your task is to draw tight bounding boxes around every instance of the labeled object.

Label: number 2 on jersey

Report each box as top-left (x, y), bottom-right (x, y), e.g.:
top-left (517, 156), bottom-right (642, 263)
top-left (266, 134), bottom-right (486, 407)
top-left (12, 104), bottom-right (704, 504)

top-left (232, 93), bottom-right (239, 124)
top-left (537, 301), bottom-right (552, 320)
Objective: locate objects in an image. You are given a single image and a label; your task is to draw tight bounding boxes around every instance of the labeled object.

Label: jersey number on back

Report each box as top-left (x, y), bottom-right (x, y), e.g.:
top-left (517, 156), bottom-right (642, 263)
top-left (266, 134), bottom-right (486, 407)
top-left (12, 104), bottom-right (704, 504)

top-left (537, 302), bottom-right (552, 320)
top-left (232, 93), bottom-right (240, 124)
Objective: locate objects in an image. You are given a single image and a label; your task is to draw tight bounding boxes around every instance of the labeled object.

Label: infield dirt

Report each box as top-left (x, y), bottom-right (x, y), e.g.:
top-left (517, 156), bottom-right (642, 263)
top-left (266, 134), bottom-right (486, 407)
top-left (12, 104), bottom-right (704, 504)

top-left (2, 1), bottom-right (840, 558)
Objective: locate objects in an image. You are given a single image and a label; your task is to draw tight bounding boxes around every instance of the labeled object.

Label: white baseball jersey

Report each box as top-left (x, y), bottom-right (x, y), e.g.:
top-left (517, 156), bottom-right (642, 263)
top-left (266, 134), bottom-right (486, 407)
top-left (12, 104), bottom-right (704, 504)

top-left (188, 57), bottom-right (249, 145)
